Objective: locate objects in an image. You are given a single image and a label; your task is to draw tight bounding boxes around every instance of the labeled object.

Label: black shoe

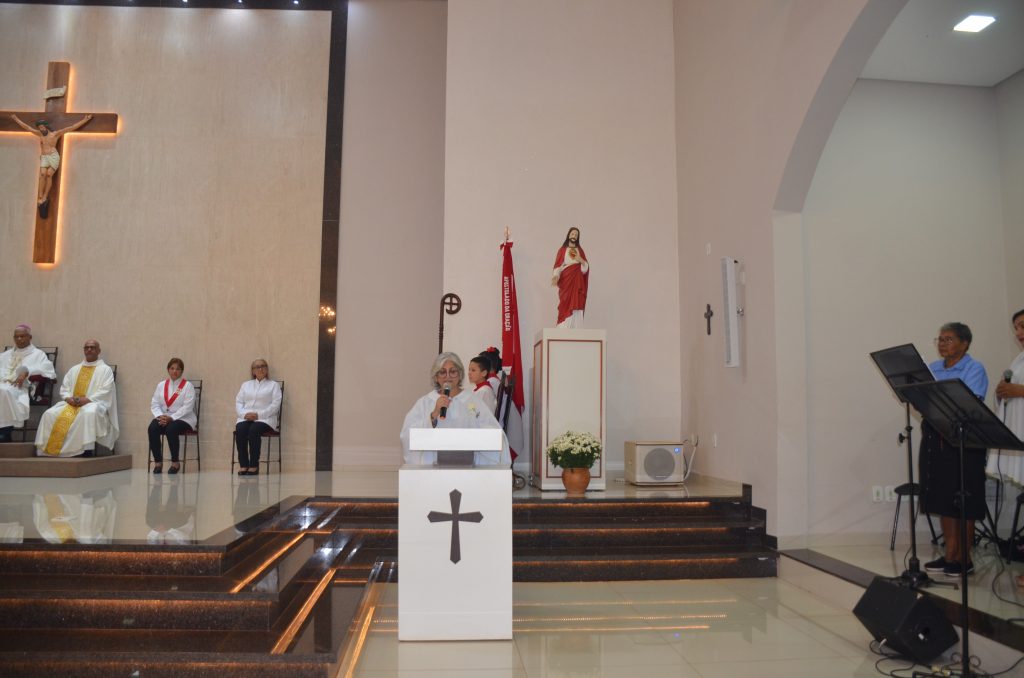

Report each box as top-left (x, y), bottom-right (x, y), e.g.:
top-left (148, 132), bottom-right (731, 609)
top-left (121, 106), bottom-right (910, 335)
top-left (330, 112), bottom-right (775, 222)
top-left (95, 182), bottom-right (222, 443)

top-left (38, 199), bottom-right (49, 219)
top-left (81, 449), bottom-right (95, 458)
top-left (168, 463), bottom-right (180, 475)
top-left (924, 556), bottom-right (947, 572)
top-left (153, 465), bottom-right (162, 474)
top-left (943, 561), bottom-right (974, 577)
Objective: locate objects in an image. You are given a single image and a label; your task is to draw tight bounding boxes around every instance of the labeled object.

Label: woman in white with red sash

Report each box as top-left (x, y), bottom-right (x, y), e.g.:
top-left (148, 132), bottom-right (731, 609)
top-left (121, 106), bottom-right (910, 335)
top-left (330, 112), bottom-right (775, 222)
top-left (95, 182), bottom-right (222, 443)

top-left (148, 357), bottom-right (197, 474)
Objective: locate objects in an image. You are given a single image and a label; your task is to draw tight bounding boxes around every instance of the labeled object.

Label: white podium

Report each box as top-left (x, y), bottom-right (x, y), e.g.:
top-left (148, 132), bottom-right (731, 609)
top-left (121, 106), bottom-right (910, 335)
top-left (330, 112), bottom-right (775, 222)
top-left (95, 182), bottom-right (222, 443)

top-left (530, 328), bottom-right (607, 490)
top-left (398, 430), bottom-right (512, 641)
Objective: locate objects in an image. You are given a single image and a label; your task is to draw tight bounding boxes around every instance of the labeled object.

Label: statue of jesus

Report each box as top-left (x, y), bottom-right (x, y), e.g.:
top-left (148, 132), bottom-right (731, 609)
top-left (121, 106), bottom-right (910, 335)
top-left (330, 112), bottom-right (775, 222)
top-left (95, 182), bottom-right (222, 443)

top-left (551, 226), bottom-right (589, 328)
top-left (10, 113), bottom-right (93, 217)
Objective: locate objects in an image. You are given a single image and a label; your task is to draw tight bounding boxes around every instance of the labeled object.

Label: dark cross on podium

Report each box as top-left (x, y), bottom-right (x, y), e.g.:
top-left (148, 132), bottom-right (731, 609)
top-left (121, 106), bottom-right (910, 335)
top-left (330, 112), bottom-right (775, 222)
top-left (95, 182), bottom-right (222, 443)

top-left (427, 489), bottom-right (483, 564)
top-left (704, 304), bottom-right (714, 335)
top-left (0, 61), bottom-right (118, 264)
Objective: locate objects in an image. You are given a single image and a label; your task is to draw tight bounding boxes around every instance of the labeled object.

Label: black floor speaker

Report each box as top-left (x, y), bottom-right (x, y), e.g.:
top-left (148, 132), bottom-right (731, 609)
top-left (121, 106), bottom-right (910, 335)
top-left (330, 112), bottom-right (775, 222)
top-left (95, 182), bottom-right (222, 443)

top-left (853, 576), bottom-right (958, 663)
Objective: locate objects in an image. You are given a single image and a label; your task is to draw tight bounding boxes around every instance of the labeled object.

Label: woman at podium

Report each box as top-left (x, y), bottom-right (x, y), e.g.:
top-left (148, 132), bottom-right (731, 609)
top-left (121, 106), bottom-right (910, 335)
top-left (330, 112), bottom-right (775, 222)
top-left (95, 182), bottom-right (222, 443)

top-left (400, 352), bottom-right (507, 465)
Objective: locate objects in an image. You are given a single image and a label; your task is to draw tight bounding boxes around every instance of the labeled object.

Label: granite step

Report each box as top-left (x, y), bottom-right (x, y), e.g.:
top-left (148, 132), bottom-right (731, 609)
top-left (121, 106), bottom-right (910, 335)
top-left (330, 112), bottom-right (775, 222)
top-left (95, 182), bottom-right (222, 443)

top-left (0, 530), bottom-right (297, 577)
top-left (0, 589), bottom-right (277, 630)
top-left (512, 519), bottom-right (768, 548)
top-left (0, 487), bottom-right (776, 674)
top-left (511, 498), bottom-right (754, 521)
top-left (0, 532), bottom-right (376, 632)
top-left (0, 572), bottom-right (369, 677)
top-left (0, 654), bottom-right (332, 678)
top-left (308, 496), bottom-right (757, 526)
top-left (512, 546), bottom-right (778, 581)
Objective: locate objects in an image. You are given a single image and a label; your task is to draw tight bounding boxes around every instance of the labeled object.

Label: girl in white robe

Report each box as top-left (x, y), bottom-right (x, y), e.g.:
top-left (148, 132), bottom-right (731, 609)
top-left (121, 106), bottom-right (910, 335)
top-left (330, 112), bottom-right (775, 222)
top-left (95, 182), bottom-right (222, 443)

top-left (468, 355), bottom-right (497, 414)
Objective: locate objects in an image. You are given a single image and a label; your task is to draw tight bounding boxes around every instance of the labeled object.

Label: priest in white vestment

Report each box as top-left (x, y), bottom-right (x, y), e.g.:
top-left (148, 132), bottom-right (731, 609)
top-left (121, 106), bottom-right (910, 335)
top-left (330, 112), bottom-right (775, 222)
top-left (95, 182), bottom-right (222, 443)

top-left (0, 324), bottom-right (56, 442)
top-left (34, 339), bottom-right (119, 457)
top-left (400, 352), bottom-right (510, 465)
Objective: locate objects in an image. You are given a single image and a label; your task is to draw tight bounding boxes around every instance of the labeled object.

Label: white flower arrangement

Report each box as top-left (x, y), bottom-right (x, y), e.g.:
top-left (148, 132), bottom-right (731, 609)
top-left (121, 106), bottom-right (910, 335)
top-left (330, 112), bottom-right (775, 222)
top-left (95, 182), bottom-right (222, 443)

top-left (546, 430), bottom-right (602, 469)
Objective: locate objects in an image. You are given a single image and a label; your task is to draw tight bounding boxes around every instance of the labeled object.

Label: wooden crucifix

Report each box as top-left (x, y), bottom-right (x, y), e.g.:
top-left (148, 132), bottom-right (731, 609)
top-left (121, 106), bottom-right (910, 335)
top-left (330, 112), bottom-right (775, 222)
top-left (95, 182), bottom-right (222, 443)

top-left (0, 61), bottom-right (118, 264)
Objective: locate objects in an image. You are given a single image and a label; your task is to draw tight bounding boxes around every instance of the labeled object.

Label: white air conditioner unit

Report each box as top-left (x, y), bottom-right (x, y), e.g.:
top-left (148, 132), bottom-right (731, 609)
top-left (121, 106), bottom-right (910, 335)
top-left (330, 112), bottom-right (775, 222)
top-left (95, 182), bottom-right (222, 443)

top-left (624, 441), bottom-right (686, 485)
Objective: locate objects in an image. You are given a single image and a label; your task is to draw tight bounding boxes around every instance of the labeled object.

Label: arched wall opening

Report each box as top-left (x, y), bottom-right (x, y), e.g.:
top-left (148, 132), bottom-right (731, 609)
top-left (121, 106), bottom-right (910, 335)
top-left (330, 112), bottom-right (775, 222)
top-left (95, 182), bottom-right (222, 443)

top-left (773, 0), bottom-right (1023, 551)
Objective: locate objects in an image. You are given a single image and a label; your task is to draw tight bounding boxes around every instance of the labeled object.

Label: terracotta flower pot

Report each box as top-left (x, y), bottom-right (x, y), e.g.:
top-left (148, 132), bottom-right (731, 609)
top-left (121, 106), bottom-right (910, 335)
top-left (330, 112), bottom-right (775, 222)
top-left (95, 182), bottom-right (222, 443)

top-left (561, 467), bottom-right (591, 496)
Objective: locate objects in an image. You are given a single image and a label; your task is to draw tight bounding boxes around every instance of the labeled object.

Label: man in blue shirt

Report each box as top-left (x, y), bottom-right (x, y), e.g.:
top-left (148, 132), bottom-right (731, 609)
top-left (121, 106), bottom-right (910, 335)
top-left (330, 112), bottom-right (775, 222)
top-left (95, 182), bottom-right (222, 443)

top-left (921, 322), bottom-right (989, 577)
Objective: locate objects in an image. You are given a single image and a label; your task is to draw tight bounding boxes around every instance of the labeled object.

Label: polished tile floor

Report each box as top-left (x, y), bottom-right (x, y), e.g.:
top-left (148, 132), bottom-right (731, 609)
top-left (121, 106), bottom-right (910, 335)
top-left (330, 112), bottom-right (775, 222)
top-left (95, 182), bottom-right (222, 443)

top-left (813, 541), bottom-right (1024, 622)
top-left (349, 578), bottom-right (896, 677)
top-left (3, 466), bottom-right (1020, 676)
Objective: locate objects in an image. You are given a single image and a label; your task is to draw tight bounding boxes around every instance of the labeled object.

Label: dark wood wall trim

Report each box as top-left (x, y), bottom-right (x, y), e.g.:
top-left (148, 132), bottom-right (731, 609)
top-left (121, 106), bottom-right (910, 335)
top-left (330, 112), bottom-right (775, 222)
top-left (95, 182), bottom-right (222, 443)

top-left (316, 4), bottom-right (347, 471)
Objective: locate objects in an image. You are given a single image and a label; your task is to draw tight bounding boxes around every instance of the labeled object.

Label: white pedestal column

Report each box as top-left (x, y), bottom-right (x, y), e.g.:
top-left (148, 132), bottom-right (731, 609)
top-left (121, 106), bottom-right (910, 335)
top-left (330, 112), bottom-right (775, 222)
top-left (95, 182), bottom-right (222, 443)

top-left (530, 328), bottom-right (607, 491)
top-left (398, 465), bottom-right (512, 640)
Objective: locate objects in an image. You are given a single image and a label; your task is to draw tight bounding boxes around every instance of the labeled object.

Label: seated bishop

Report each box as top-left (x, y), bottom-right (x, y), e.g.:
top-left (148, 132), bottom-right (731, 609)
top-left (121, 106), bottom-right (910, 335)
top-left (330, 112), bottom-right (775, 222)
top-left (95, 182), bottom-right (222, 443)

top-left (0, 324), bottom-right (56, 442)
top-left (35, 339), bottom-right (119, 457)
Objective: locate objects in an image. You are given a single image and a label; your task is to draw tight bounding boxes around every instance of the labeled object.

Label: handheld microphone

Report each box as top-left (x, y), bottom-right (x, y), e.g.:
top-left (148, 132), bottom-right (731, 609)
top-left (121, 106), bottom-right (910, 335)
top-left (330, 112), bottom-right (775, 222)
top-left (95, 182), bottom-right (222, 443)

top-left (440, 384), bottom-right (450, 419)
top-left (1002, 370), bottom-right (1014, 418)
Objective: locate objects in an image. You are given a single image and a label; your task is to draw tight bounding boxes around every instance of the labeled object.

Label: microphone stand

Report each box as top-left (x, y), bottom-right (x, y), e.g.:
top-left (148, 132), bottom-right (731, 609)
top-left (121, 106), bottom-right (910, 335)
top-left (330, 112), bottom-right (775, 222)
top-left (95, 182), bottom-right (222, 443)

top-left (954, 422), bottom-right (975, 678)
top-left (896, 401), bottom-right (931, 588)
top-left (895, 378), bottom-right (1024, 678)
top-left (868, 344), bottom-right (953, 591)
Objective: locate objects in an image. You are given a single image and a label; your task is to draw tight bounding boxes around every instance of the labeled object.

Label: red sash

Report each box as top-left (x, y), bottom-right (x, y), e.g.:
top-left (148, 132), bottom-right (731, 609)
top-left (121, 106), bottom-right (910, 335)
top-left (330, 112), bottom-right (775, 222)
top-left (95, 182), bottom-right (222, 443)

top-left (164, 379), bottom-right (186, 408)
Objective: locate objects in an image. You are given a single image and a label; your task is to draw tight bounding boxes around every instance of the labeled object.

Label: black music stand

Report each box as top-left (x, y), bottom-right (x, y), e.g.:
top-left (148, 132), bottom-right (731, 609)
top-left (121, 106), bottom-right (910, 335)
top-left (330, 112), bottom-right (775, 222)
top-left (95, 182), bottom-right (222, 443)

top-left (870, 344), bottom-right (935, 588)
top-left (895, 379), bottom-right (1024, 678)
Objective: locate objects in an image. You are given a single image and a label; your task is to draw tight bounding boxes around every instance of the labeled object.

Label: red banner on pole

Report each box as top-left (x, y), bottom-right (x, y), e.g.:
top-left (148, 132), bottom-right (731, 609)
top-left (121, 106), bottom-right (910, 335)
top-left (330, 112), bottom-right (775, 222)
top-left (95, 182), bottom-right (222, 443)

top-left (500, 240), bottom-right (525, 460)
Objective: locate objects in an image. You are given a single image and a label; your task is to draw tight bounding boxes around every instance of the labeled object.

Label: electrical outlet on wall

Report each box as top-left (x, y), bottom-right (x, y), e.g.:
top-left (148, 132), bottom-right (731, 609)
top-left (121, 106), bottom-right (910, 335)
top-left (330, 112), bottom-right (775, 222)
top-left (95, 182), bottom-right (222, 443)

top-left (871, 486), bottom-right (884, 502)
top-left (884, 486), bottom-right (897, 502)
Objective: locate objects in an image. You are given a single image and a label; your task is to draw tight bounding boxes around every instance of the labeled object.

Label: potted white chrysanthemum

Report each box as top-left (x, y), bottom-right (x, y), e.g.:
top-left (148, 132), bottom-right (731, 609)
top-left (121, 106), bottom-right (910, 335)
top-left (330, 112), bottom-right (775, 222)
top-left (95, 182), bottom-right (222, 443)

top-left (546, 430), bottom-right (602, 496)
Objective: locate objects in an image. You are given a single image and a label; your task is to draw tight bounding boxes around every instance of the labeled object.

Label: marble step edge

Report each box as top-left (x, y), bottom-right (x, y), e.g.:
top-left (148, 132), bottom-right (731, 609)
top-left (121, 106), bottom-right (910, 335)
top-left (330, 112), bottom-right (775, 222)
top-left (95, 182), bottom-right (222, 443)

top-left (0, 657), bottom-right (330, 678)
top-left (0, 532), bottom-right (299, 577)
top-left (511, 545), bottom-right (778, 560)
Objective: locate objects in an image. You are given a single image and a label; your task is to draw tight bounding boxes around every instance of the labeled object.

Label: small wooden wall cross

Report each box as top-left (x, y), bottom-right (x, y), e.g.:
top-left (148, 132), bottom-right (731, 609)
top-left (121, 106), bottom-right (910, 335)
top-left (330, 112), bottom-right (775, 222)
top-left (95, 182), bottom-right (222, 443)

top-left (0, 62), bottom-right (118, 264)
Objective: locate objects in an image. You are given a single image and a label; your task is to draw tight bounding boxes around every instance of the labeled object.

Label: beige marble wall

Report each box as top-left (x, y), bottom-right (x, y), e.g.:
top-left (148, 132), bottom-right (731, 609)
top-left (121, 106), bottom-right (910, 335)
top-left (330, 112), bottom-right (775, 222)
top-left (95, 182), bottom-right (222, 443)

top-left (443, 0), bottom-right (683, 471)
top-left (672, 0), bottom-right (875, 535)
top-left (0, 5), bottom-right (330, 470)
top-left (333, 0), bottom-right (447, 468)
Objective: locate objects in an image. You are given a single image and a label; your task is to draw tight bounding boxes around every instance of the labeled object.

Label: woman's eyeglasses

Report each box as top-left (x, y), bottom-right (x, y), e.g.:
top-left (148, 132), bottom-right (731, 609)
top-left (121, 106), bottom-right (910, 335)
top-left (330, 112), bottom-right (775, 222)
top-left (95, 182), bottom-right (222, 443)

top-left (435, 369), bottom-right (460, 377)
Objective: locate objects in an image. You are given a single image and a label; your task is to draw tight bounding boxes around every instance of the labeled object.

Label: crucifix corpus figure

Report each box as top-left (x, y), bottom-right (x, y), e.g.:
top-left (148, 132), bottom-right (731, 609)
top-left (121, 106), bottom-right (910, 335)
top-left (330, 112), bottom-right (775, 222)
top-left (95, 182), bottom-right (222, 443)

top-left (551, 226), bottom-right (589, 328)
top-left (0, 61), bottom-right (118, 264)
top-left (10, 113), bottom-right (93, 218)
